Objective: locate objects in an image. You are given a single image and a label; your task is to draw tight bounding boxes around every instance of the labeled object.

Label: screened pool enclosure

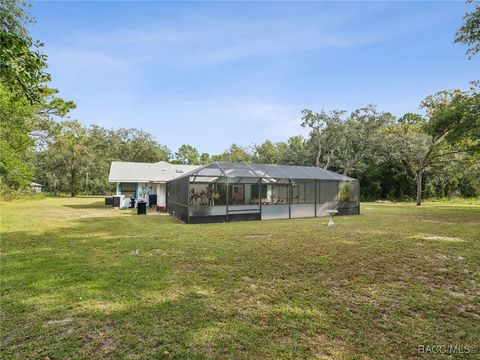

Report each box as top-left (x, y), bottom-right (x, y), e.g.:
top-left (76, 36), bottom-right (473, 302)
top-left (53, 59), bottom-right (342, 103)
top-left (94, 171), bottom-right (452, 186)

top-left (167, 162), bottom-right (359, 223)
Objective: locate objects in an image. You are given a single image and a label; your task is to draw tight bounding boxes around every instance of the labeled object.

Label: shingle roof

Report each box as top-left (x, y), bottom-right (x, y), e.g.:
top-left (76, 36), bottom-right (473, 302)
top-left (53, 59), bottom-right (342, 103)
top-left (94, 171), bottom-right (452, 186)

top-left (108, 161), bottom-right (201, 183)
top-left (177, 162), bottom-right (356, 181)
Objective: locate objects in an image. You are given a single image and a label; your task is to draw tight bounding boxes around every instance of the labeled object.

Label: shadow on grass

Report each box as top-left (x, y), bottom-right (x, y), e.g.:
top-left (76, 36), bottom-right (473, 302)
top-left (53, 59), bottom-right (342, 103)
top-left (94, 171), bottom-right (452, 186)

top-left (62, 200), bottom-right (107, 209)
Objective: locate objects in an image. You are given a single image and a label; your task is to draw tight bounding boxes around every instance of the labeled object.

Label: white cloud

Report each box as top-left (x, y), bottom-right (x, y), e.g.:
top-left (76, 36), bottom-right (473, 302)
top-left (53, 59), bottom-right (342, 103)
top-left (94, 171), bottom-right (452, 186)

top-left (50, 49), bottom-right (126, 70)
top-left (60, 9), bottom-right (382, 68)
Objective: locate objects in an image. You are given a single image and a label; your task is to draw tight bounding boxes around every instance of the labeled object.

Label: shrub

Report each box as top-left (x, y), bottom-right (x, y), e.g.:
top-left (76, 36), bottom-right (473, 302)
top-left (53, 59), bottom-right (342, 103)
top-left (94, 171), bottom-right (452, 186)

top-left (339, 182), bottom-right (353, 201)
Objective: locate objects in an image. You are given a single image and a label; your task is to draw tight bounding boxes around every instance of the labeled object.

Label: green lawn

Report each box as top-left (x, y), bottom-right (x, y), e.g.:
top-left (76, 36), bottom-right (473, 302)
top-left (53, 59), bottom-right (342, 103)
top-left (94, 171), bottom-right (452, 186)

top-left (1, 198), bottom-right (479, 359)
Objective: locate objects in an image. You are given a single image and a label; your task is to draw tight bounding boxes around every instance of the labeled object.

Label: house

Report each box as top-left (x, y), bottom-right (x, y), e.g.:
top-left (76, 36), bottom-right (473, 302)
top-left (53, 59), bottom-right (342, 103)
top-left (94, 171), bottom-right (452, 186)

top-left (109, 161), bottom-right (360, 221)
top-left (168, 162), bottom-right (360, 223)
top-left (108, 161), bottom-right (200, 209)
top-left (30, 182), bottom-right (43, 193)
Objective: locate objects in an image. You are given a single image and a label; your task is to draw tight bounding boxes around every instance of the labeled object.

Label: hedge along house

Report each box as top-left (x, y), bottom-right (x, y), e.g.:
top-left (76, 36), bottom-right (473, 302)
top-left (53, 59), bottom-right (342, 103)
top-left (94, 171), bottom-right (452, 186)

top-left (167, 162), bottom-right (359, 223)
top-left (108, 161), bottom-right (200, 209)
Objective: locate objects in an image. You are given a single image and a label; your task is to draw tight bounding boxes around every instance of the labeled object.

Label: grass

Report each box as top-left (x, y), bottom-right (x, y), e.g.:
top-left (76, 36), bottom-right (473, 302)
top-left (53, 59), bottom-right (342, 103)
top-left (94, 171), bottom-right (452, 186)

top-left (1, 198), bottom-right (479, 359)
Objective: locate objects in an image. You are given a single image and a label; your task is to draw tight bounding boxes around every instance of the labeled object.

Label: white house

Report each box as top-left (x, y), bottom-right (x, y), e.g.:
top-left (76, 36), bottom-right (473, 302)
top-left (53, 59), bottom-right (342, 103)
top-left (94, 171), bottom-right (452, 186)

top-left (108, 161), bottom-right (200, 209)
top-left (30, 182), bottom-right (43, 193)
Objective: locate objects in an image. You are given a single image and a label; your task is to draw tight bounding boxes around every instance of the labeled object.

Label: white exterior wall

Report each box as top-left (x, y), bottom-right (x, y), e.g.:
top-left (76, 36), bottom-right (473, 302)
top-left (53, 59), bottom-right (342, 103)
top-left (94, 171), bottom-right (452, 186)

top-left (117, 182), bottom-right (167, 207)
top-left (156, 183), bottom-right (167, 206)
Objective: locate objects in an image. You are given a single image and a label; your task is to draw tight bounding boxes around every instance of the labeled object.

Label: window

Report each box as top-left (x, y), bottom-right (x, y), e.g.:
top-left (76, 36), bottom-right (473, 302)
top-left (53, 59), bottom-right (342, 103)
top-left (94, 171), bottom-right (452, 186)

top-left (261, 184), bottom-right (289, 205)
top-left (231, 184), bottom-right (244, 205)
top-left (120, 183), bottom-right (136, 198)
top-left (227, 183), bottom-right (262, 205)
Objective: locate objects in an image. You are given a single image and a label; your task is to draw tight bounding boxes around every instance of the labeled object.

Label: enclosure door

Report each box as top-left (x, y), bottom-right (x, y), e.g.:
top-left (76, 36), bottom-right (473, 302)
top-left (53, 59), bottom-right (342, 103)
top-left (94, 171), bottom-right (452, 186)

top-left (232, 184), bottom-right (244, 204)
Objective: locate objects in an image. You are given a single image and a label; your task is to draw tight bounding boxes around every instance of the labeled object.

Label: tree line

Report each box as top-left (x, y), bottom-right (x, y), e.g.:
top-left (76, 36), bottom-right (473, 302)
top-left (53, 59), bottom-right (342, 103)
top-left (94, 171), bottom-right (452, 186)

top-left (1, 0), bottom-right (479, 204)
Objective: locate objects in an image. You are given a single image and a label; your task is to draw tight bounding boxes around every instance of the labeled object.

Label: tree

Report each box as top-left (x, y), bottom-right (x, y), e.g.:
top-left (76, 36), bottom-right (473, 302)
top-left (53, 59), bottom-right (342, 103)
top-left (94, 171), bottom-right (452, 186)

top-left (0, 0), bottom-right (51, 102)
top-left (35, 125), bottom-right (173, 195)
top-left (213, 144), bottom-right (251, 163)
top-left (252, 140), bottom-right (283, 164)
top-left (455, 0), bottom-right (480, 59)
top-left (421, 84), bottom-right (480, 150)
top-left (338, 106), bottom-right (393, 176)
top-left (385, 86), bottom-right (479, 206)
top-left (278, 136), bottom-right (311, 165)
top-left (0, 82), bottom-right (35, 192)
top-left (302, 106), bottom-right (392, 175)
top-left (301, 109), bottom-right (346, 168)
top-left (199, 152), bottom-right (211, 164)
top-left (174, 144), bottom-right (200, 165)
top-left (386, 114), bottom-right (434, 206)
top-left (31, 86), bottom-right (76, 150)
top-left (112, 128), bottom-right (170, 163)
top-left (0, 1), bottom-right (75, 197)
top-left (41, 120), bottom-right (89, 196)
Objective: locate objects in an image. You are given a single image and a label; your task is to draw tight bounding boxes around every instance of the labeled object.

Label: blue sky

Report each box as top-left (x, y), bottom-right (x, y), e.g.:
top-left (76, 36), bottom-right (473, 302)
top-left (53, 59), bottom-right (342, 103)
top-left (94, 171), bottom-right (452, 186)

top-left (30, 1), bottom-right (478, 154)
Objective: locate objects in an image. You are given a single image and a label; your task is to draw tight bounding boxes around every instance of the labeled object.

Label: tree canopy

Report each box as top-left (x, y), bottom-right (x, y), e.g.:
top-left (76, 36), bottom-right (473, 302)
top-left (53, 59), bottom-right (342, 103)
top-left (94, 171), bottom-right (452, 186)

top-left (455, 0), bottom-right (480, 58)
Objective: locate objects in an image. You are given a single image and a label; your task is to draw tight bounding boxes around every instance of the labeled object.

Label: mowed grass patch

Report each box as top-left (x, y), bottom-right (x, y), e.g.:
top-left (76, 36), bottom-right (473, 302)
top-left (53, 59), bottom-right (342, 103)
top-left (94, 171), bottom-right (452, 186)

top-left (1, 198), bottom-right (479, 359)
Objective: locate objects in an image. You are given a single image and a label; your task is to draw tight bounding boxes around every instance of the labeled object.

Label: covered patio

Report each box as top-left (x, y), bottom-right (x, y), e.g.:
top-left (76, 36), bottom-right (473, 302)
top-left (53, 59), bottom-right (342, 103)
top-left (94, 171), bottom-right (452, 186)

top-left (167, 162), bottom-right (360, 223)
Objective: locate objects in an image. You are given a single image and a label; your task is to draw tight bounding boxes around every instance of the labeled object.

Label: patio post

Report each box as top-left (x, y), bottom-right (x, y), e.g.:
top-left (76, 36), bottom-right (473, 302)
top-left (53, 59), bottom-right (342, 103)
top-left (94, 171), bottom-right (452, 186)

top-left (258, 178), bottom-right (262, 220)
top-left (226, 176), bottom-right (229, 222)
top-left (288, 179), bottom-right (292, 219)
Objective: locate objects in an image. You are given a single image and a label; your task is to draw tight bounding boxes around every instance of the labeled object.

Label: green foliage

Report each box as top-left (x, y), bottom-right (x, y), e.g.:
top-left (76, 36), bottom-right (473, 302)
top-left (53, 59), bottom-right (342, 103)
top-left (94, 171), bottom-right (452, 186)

top-left (421, 84), bottom-right (480, 150)
top-left (253, 139), bottom-right (283, 164)
top-left (111, 128), bottom-right (170, 163)
top-left (301, 108), bottom-right (346, 168)
top-left (199, 152), bottom-right (211, 164)
top-left (0, 0), bottom-right (51, 102)
top-left (301, 105), bottom-right (393, 175)
top-left (35, 124), bottom-right (172, 195)
top-left (339, 182), bottom-right (353, 201)
top-left (0, 83), bottom-right (35, 191)
top-left (174, 144), bottom-right (200, 164)
top-left (38, 120), bottom-right (89, 197)
top-left (278, 136), bottom-right (311, 165)
top-left (212, 144), bottom-right (251, 163)
top-left (455, 0), bottom-right (480, 58)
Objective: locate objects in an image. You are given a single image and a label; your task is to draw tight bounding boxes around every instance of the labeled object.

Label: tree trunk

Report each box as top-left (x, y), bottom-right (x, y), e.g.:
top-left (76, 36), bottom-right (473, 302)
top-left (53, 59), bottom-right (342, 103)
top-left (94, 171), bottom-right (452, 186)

top-left (316, 134), bottom-right (321, 167)
top-left (70, 168), bottom-right (76, 197)
top-left (416, 170), bottom-right (423, 206)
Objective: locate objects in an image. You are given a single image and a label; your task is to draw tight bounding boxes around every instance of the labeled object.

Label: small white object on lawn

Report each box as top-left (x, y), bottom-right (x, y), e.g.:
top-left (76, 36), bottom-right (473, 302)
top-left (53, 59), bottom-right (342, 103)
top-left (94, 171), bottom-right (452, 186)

top-left (326, 209), bottom-right (338, 227)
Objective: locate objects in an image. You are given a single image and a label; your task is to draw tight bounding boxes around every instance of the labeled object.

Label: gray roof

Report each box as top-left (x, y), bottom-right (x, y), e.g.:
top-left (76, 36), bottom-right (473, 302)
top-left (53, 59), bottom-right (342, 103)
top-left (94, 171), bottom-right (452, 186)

top-left (176, 162), bottom-right (356, 182)
top-left (30, 182), bottom-right (43, 187)
top-left (108, 161), bottom-right (201, 183)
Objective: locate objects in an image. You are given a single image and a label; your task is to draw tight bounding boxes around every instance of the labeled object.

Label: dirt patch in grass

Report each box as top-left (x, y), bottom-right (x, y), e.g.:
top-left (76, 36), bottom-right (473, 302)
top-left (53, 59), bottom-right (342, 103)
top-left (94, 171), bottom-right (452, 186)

top-left (243, 234), bottom-right (273, 238)
top-left (45, 317), bottom-right (73, 326)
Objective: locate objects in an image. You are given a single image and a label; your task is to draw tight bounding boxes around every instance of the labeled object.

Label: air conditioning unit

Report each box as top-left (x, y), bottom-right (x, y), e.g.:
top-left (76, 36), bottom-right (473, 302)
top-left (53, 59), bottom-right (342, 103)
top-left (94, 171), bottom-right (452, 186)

top-left (113, 195), bottom-right (125, 209)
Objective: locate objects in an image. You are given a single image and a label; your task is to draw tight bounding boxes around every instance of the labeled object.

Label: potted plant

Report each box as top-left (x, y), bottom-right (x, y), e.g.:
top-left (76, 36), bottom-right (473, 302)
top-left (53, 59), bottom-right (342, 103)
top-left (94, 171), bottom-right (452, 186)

top-left (189, 187), bottom-right (220, 215)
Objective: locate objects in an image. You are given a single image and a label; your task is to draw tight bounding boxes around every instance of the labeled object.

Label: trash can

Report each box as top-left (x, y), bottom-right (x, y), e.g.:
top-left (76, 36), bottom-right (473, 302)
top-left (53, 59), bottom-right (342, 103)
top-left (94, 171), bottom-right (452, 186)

top-left (148, 194), bottom-right (157, 208)
top-left (137, 201), bottom-right (147, 215)
top-left (105, 196), bottom-right (113, 206)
